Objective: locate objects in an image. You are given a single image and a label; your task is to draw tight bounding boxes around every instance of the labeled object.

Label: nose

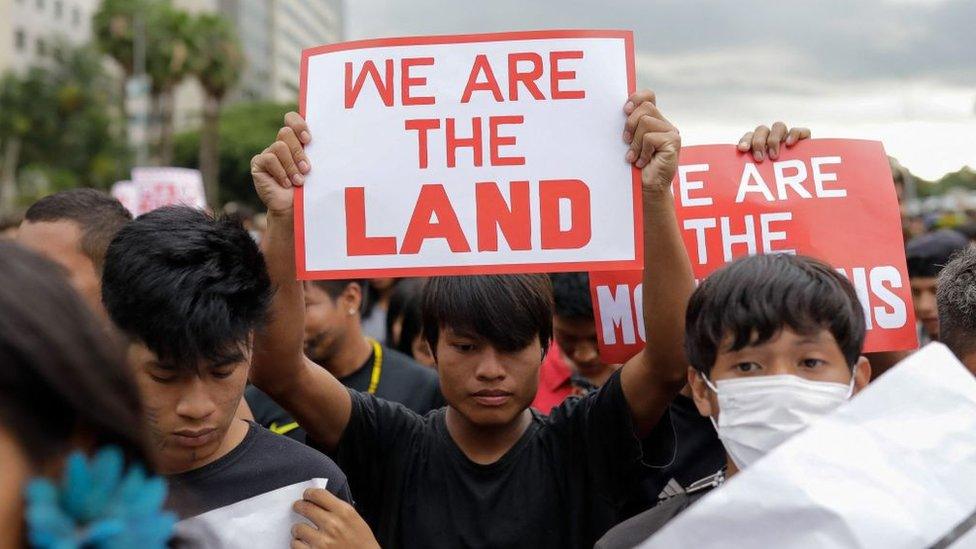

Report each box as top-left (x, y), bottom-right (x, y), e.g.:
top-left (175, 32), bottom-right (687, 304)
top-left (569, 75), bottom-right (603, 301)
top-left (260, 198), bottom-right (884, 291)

top-left (175, 377), bottom-right (218, 421)
top-left (572, 341), bottom-right (599, 365)
top-left (916, 290), bottom-right (937, 317)
top-left (474, 348), bottom-right (507, 382)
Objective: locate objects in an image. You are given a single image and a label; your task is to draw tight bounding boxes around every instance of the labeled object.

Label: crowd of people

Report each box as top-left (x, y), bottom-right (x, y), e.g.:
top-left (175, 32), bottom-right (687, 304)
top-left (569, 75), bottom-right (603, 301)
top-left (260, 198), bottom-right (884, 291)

top-left (1, 88), bottom-right (973, 548)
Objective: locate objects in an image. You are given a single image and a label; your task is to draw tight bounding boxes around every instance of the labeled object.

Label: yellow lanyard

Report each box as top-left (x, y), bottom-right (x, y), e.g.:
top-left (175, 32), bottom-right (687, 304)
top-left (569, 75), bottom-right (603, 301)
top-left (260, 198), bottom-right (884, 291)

top-left (366, 338), bottom-right (383, 394)
top-left (270, 339), bottom-right (383, 436)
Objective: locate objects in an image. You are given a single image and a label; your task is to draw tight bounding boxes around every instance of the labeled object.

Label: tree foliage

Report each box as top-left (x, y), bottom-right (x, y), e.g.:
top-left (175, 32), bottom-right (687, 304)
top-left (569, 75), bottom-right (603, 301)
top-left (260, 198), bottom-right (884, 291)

top-left (174, 101), bottom-right (293, 207)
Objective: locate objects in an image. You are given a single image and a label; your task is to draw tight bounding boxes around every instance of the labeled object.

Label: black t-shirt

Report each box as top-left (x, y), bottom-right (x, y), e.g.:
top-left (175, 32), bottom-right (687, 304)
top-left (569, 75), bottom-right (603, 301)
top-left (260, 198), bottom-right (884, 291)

top-left (330, 370), bottom-right (676, 549)
top-left (165, 421), bottom-right (353, 519)
top-left (621, 394), bottom-right (726, 514)
top-left (246, 344), bottom-right (444, 444)
top-left (595, 489), bottom-right (712, 549)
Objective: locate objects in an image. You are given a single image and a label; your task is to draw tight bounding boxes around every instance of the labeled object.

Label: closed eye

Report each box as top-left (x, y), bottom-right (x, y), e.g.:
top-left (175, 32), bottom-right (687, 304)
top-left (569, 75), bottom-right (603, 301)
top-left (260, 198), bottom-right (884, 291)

top-left (452, 343), bottom-right (477, 353)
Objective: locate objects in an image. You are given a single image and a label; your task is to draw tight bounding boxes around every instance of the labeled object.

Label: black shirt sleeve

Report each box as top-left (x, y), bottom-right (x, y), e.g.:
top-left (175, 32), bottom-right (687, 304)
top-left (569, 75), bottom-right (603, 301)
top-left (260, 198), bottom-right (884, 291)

top-left (331, 389), bottom-right (426, 528)
top-left (547, 370), bottom-right (676, 503)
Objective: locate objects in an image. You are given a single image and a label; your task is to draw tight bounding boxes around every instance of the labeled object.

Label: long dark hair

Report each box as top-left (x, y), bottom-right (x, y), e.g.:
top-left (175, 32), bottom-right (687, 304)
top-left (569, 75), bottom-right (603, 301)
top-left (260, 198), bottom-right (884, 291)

top-left (0, 242), bottom-right (150, 467)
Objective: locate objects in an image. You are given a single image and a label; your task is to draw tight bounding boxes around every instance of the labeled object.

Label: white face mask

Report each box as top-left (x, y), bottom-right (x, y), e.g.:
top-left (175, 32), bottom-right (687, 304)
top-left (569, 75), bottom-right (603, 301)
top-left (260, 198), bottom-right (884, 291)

top-left (702, 372), bottom-right (856, 470)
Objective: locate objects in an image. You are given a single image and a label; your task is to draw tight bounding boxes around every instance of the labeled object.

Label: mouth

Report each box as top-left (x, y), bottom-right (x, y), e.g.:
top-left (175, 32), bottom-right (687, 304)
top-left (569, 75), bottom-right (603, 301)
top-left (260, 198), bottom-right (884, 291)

top-left (172, 428), bottom-right (219, 448)
top-left (471, 389), bottom-right (513, 407)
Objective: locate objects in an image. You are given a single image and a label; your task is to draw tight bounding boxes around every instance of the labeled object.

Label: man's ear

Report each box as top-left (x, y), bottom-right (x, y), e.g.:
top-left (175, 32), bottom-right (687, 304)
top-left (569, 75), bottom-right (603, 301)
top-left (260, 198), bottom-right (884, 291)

top-left (412, 336), bottom-right (435, 368)
top-left (687, 366), bottom-right (715, 418)
top-left (342, 282), bottom-right (363, 315)
top-left (852, 355), bottom-right (872, 395)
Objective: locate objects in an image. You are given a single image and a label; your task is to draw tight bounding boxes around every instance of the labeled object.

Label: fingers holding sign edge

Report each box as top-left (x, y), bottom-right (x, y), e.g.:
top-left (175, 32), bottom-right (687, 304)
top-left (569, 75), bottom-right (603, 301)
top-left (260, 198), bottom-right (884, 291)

top-left (284, 111), bottom-right (312, 145)
top-left (622, 89), bottom-right (657, 142)
top-left (738, 123), bottom-right (813, 161)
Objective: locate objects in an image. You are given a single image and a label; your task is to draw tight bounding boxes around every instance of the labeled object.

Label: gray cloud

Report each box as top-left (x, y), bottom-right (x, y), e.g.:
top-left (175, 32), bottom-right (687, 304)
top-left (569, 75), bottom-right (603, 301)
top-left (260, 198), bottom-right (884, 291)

top-left (345, 0), bottom-right (976, 90)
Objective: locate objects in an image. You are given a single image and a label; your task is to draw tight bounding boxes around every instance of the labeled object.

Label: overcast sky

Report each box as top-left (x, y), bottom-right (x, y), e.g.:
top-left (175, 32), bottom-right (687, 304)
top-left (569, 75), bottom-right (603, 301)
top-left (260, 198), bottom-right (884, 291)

top-left (345, 0), bottom-right (975, 180)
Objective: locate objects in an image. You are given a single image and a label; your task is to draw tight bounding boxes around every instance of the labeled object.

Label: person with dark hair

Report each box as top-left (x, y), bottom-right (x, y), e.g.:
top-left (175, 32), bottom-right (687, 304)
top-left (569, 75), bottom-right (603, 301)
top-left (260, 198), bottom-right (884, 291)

top-left (246, 276), bottom-right (442, 444)
top-left (16, 188), bottom-right (132, 314)
top-left (0, 242), bottom-right (174, 546)
top-left (905, 229), bottom-right (969, 344)
top-left (596, 253), bottom-right (872, 548)
top-left (531, 272), bottom-right (618, 413)
top-left (385, 277), bottom-right (435, 368)
top-left (937, 246), bottom-right (976, 374)
top-left (100, 206), bottom-right (352, 524)
top-left (248, 90), bottom-right (713, 548)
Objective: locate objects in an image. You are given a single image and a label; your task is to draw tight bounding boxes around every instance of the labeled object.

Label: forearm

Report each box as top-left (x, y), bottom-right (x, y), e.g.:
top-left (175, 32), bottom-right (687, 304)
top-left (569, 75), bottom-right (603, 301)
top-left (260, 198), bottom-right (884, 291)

top-left (640, 187), bottom-right (694, 384)
top-left (251, 210), bottom-right (352, 450)
top-left (250, 210), bottom-right (306, 395)
top-left (622, 188), bottom-right (694, 432)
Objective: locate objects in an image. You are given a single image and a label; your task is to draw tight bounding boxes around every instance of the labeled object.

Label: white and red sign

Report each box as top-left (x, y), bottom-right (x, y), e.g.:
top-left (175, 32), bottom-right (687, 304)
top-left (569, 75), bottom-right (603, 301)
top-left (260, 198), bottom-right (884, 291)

top-left (130, 167), bottom-right (207, 217)
top-left (110, 180), bottom-right (138, 216)
top-left (297, 30), bottom-right (641, 279)
top-left (591, 139), bottom-right (918, 362)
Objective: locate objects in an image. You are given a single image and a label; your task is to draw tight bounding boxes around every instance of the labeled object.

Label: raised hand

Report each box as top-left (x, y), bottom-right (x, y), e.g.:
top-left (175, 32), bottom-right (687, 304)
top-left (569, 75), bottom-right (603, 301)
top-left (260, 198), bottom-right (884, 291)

top-left (623, 90), bottom-right (682, 194)
top-left (737, 122), bottom-right (811, 162)
top-left (251, 112), bottom-right (313, 214)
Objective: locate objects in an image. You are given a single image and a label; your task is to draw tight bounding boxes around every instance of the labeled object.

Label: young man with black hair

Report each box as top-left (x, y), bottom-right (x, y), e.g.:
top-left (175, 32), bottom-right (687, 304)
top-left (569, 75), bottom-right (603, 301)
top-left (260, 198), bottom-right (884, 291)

top-left (937, 246), bottom-right (976, 375)
top-left (246, 278), bottom-right (442, 444)
top-left (596, 253), bottom-right (873, 548)
top-left (906, 229), bottom-right (969, 344)
top-left (17, 188), bottom-right (132, 314)
top-left (249, 90), bottom-right (695, 548)
top-left (100, 206), bottom-right (352, 521)
top-left (531, 272), bottom-right (618, 413)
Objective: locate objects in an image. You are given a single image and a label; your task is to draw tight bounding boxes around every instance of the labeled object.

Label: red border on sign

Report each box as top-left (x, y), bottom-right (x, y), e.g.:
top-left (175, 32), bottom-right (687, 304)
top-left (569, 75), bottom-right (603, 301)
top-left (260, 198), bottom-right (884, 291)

top-left (295, 29), bottom-right (641, 280)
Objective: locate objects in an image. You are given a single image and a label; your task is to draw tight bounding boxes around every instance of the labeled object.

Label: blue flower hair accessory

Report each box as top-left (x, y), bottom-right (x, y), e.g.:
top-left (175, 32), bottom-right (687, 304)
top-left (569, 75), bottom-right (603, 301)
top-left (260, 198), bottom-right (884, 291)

top-left (24, 446), bottom-right (176, 549)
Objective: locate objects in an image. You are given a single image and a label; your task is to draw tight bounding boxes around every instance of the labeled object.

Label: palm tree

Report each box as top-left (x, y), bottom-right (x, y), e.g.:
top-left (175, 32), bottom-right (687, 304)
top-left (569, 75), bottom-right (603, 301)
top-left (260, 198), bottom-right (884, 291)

top-left (92, 0), bottom-right (144, 161)
top-left (146, 3), bottom-right (193, 165)
top-left (189, 14), bottom-right (243, 206)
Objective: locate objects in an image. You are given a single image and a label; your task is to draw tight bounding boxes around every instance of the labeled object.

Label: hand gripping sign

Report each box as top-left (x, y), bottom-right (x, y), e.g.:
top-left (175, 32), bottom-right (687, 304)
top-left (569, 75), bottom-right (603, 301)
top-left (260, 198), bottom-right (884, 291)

top-left (590, 139), bottom-right (918, 363)
top-left (296, 30), bottom-right (641, 279)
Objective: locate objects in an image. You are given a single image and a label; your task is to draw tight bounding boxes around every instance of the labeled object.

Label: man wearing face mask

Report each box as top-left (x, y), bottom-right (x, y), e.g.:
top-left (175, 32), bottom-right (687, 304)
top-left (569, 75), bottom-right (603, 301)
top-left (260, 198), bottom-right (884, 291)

top-left (596, 253), bottom-right (871, 548)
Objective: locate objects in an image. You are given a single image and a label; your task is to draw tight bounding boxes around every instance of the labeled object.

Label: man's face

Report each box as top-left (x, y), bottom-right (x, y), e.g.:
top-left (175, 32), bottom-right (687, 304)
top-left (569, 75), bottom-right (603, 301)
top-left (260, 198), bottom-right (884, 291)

top-left (303, 283), bottom-right (354, 363)
top-left (17, 220), bottom-right (102, 313)
top-left (127, 341), bottom-right (250, 474)
top-left (911, 276), bottom-right (939, 340)
top-left (688, 328), bottom-right (870, 419)
top-left (435, 328), bottom-right (541, 428)
top-left (552, 315), bottom-right (608, 378)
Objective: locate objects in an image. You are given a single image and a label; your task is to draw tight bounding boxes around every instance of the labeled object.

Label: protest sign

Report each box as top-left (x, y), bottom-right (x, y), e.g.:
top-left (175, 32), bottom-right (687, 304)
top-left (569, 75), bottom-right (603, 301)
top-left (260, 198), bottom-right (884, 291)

top-left (131, 167), bottom-right (207, 216)
top-left (590, 139), bottom-right (917, 362)
top-left (642, 343), bottom-right (976, 548)
top-left (297, 30), bottom-right (641, 279)
top-left (110, 180), bottom-right (138, 216)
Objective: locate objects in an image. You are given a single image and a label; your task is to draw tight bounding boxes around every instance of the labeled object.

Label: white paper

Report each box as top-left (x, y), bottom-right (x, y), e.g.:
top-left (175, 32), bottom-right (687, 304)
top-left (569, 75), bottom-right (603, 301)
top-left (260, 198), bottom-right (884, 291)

top-left (173, 478), bottom-right (327, 548)
top-left (301, 33), bottom-right (638, 275)
top-left (643, 343), bottom-right (976, 548)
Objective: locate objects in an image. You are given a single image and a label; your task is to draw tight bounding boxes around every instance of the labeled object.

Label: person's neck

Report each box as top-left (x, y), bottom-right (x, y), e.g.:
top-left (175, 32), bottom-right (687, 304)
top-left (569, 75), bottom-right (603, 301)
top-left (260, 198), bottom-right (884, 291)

top-left (326, 329), bottom-right (373, 380)
top-left (445, 406), bottom-right (533, 465)
top-left (579, 364), bottom-right (618, 387)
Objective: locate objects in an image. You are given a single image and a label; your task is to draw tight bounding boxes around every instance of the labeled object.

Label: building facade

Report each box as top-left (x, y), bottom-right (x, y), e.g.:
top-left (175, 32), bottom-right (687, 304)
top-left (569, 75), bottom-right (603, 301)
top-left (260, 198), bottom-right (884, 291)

top-left (267, 0), bottom-right (343, 103)
top-left (0, 0), bottom-right (98, 74)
